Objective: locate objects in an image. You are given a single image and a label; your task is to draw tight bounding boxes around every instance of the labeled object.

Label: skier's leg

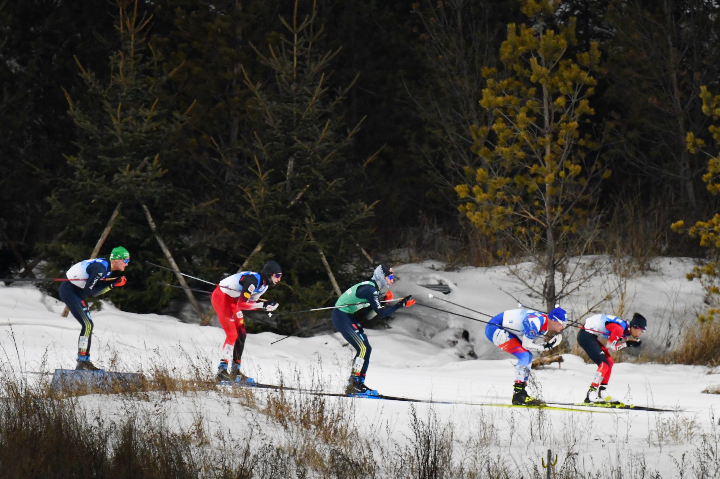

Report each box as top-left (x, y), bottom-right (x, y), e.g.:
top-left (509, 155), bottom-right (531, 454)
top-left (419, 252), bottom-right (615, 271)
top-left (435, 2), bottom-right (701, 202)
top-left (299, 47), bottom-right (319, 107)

top-left (577, 329), bottom-right (614, 401)
top-left (231, 325), bottom-right (247, 376)
top-left (485, 318), bottom-right (538, 404)
top-left (59, 282), bottom-right (94, 360)
top-left (577, 329), bottom-right (611, 386)
top-left (599, 344), bottom-right (614, 385)
top-left (211, 288), bottom-right (238, 374)
top-left (332, 309), bottom-right (371, 380)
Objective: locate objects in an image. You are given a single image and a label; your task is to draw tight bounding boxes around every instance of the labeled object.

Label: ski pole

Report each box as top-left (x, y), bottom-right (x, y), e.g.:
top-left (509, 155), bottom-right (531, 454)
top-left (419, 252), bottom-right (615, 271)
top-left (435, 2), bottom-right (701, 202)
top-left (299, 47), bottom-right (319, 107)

top-left (145, 261), bottom-right (241, 293)
top-left (415, 301), bottom-right (496, 325)
top-left (427, 293), bottom-right (494, 318)
top-left (270, 321), bottom-right (330, 345)
top-left (157, 282), bottom-right (212, 295)
top-left (431, 293), bottom-right (587, 330)
top-left (0, 277), bottom-right (112, 283)
top-left (268, 299), bottom-right (399, 318)
top-left (270, 299), bottom-right (402, 344)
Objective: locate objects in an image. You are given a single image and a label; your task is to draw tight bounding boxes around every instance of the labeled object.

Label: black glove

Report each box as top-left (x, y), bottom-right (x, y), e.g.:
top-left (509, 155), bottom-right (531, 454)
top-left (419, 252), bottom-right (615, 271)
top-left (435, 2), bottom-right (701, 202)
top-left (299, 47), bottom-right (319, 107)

top-left (626, 339), bottom-right (642, 348)
top-left (263, 301), bottom-right (279, 312)
top-left (543, 333), bottom-right (562, 350)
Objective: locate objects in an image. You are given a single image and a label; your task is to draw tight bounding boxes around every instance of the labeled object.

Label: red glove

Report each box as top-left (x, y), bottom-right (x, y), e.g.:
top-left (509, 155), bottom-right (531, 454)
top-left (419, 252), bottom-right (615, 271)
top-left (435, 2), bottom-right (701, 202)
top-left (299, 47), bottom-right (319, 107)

top-left (384, 290), bottom-right (394, 301)
top-left (401, 295), bottom-right (416, 307)
top-left (111, 276), bottom-right (127, 288)
top-left (608, 340), bottom-right (626, 352)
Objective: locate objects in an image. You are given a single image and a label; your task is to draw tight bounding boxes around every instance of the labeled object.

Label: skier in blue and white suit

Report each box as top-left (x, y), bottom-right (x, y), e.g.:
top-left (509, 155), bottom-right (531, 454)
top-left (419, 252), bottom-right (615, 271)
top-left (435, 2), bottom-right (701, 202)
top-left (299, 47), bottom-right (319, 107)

top-left (484, 306), bottom-right (567, 405)
top-left (59, 246), bottom-right (130, 371)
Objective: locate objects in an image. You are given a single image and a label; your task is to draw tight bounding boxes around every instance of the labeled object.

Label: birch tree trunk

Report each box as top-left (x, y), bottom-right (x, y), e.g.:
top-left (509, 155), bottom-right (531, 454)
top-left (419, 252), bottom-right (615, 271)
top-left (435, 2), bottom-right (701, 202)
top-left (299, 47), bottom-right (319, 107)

top-left (141, 203), bottom-right (206, 322)
top-left (306, 217), bottom-right (342, 297)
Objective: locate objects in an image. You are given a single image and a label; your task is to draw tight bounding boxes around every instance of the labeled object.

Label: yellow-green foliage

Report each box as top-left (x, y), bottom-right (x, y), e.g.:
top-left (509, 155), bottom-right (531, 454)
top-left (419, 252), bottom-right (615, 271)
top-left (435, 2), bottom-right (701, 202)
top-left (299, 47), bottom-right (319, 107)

top-left (457, 2), bottom-right (605, 251)
top-left (675, 86), bottom-right (720, 322)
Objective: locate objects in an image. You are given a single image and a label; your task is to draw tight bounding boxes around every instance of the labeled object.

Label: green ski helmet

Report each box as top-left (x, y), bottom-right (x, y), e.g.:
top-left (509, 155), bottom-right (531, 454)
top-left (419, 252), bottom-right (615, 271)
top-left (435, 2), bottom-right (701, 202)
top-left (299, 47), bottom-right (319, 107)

top-left (110, 246), bottom-right (130, 260)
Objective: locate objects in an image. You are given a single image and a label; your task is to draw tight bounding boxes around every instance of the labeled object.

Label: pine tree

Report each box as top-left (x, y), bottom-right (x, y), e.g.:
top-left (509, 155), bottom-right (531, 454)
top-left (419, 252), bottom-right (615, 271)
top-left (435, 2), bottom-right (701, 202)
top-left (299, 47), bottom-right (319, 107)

top-left (673, 86), bottom-right (720, 322)
top-left (456, 0), bottom-right (607, 310)
top-left (47, 0), bottom-right (191, 312)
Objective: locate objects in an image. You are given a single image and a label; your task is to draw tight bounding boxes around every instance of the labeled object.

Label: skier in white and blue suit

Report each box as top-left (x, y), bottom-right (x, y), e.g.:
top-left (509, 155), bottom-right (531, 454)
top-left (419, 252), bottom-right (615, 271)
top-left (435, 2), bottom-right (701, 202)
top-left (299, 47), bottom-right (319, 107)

top-left (59, 246), bottom-right (130, 371)
top-left (484, 306), bottom-right (567, 405)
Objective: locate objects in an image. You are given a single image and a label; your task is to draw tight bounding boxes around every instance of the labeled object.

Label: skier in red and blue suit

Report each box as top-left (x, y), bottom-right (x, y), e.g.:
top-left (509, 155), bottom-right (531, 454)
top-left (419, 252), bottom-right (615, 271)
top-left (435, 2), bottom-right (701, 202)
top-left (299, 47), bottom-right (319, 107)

top-left (484, 306), bottom-right (567, 405)
top-left (577, 312), bottom-right (647, 403)
top-left (212, 261), bottom-right (282, 383)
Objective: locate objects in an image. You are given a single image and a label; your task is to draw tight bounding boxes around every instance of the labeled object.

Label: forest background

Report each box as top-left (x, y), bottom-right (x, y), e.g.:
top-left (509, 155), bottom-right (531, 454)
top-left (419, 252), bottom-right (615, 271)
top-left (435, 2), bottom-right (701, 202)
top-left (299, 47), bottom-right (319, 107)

top-left (3, 0), bottom-right (720, 334)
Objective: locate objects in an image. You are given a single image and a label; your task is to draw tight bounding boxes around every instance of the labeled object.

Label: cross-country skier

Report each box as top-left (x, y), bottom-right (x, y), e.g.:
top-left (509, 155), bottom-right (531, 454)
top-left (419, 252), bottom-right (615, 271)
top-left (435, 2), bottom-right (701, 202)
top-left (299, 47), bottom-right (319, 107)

top-left (577, 312), bottom-right (647, 403)
top-left (333, 264), bottom-right (415, 395)
top-left (484, 307), bottom-right (567, 405)
top-left (212, 261), bottom-right (282, 383)
top-left (59, 246), bottom-right (130, 371)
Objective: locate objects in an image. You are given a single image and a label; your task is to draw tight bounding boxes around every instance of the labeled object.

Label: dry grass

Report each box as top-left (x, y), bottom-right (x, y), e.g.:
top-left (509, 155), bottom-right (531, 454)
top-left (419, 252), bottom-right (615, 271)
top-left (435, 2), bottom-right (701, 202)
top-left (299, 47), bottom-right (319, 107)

top-left (667, 320), bottom-right (720, 366)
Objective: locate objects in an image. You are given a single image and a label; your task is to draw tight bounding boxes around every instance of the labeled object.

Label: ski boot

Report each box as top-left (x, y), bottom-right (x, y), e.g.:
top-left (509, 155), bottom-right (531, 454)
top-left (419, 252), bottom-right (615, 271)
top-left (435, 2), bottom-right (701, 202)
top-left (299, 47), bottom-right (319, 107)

top-left (345, 376), bottom-right (379, 397)
top-left (216, 362), bottom-right (231, 383)
top-left (512, 381), bottom-right (544, 406)
top-left (585, 385), bottom-right (621, 405)
top-left (75, 356), bottom-right (100, 371)
top-left (230, 363), bottom-right (255, 385)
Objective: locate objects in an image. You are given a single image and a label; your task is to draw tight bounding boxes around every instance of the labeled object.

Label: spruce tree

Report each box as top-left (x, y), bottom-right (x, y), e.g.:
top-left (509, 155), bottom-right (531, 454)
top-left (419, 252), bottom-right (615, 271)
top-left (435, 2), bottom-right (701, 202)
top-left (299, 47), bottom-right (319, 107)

top-left (240, 1), bottom-right (375, 324)
top-left (47, 0), bottom-right (190, 312)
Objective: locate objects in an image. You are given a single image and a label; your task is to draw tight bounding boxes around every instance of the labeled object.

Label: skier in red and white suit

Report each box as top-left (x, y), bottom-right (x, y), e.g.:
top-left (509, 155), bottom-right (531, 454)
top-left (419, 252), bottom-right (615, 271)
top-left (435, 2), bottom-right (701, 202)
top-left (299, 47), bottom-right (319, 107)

top-left (577, 312), bottom-right (647, 403)
top-left (212, 261), bottom-right (282, 382)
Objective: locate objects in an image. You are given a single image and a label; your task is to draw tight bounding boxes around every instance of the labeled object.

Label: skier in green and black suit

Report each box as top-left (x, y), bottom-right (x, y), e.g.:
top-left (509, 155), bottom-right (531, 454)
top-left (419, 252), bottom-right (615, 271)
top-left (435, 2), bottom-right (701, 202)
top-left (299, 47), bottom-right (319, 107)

top-left (333, 264), bottom-right (415, 395)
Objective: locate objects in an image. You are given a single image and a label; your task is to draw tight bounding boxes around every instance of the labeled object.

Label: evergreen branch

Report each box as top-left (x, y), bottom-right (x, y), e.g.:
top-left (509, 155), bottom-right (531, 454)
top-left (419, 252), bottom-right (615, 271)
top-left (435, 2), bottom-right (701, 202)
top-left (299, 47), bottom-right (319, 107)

top-left (362, 144), bottom-right (385, 169)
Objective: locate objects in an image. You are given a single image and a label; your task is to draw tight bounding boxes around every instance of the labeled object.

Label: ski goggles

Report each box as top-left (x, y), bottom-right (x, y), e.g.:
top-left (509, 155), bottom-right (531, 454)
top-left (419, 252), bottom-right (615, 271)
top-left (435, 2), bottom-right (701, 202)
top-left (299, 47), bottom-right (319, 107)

top-left (387, 274), bottom-right (394, 281)
top-left (123, 259), bottom-right (130, 265)
top-left (272, 273), bottom-right (282, 279)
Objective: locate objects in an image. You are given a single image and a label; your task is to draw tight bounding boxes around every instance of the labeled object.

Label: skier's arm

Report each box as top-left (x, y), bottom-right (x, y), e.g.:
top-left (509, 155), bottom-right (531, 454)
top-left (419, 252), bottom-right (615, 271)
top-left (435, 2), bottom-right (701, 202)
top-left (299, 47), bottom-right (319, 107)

top-left (84, 263), bottom-right (110, 296)
top-left (521, 335), bottom-right (545, 351)
top-left (236, 275), bottom-right (265, 310)
top-left (606, 322), bottom-right (625, 343)
top-left (606, 322), bottom-right (627, 351)
top-left (358, 285), bottom-right (401, 319)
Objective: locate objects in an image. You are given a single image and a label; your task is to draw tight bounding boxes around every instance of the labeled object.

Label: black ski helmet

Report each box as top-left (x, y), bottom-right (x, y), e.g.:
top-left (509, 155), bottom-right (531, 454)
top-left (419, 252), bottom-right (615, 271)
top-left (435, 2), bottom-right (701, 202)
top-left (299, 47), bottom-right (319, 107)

top-left (630, 313), bottom-right (647, 330)
top-left (261, 260), bottom-right (282, 283)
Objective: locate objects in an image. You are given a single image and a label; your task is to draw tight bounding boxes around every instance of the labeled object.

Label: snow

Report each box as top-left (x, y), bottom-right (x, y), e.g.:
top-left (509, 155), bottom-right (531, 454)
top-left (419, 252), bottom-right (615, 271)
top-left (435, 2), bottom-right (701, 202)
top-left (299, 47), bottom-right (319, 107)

top-left (1, 257), bottom-right (719, 477)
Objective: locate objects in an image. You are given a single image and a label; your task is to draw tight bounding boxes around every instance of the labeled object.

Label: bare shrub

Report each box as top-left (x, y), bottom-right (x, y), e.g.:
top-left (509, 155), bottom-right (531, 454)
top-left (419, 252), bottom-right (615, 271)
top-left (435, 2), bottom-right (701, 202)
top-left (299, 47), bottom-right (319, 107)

top-left (396, 405), bottom-right (456, 479)
top-left (667, 320), bottom-right (720, 366)
top-left (647, 411), bottom-right (701, 449)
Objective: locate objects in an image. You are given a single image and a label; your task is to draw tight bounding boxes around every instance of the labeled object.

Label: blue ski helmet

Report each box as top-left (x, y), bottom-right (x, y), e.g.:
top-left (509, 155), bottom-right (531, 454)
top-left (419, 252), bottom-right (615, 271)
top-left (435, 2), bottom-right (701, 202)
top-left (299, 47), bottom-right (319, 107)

top-left (549, 306), bottom-right (567, 323)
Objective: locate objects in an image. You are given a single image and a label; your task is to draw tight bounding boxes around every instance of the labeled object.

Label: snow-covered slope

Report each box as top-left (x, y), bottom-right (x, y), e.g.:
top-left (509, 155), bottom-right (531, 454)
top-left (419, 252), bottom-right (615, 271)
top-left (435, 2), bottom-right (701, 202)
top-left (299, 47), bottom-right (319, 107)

top-left (1, 258), bottom-right (719, 477)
